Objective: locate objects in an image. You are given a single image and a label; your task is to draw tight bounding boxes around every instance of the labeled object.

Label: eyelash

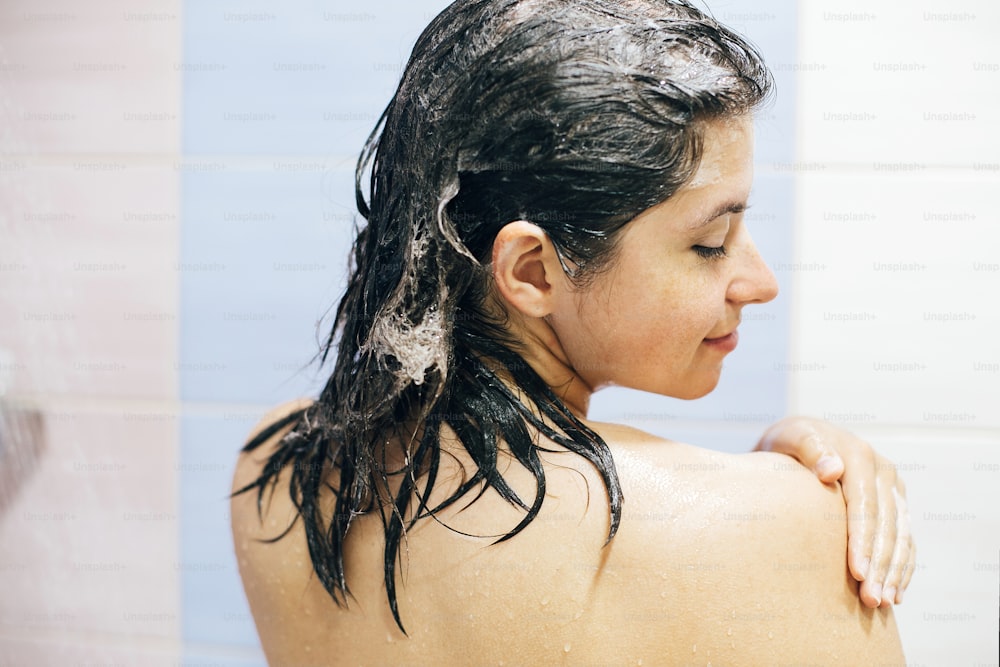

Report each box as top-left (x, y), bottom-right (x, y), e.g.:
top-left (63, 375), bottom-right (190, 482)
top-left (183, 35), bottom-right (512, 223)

top-left (693, 245), bottom-right (727, 260)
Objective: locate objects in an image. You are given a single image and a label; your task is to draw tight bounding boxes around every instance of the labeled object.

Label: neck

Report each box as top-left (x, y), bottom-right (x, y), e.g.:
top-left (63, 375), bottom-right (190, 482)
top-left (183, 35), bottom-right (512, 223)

top-left (502, 311), bottom-right (593, 419)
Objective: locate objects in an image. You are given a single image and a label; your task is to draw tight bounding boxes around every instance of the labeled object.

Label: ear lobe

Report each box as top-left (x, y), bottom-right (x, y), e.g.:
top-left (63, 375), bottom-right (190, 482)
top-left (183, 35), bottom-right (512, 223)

top-left (491, 221), bottom-right (561, 318)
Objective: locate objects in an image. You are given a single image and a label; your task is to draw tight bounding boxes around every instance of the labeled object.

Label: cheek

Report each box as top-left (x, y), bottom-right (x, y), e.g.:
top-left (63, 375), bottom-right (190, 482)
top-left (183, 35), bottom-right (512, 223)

top-left (552, 261), bottom-right (728, 390)
top-left (617, 270), bottom-right (717, 341)
top-left (617, 275), bottom-right (731, 383)
top-left (589, 272), bottom-right (715, 374)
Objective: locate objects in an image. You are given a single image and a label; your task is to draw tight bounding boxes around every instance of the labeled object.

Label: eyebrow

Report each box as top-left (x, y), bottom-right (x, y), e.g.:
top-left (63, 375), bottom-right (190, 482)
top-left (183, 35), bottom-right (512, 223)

top-left (687, 201), bottom-right (749, 231)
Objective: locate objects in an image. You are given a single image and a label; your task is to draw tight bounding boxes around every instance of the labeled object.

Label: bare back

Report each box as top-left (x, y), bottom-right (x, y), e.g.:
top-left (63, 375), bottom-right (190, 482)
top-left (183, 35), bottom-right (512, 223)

top-left (231, 403), bottom-right (903, 665)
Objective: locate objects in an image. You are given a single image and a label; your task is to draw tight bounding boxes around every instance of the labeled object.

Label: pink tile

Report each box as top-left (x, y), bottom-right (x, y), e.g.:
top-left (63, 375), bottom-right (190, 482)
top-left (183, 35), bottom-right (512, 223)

top-left (0, 159), bottom-right (179, 400)
top-left (0, 407), bottom-right (180, 639)
top-left (0, 0), bottom-right (181, 155)
top-left (0, 633), bottom-right (181, 667)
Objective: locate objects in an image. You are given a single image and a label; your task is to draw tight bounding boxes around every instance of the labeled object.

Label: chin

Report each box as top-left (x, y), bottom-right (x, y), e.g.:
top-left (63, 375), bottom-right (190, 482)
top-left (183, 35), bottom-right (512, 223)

top-left (648, 375), bottom-right (722, 401)
top-left (673, 386), bottom-right (717, 400)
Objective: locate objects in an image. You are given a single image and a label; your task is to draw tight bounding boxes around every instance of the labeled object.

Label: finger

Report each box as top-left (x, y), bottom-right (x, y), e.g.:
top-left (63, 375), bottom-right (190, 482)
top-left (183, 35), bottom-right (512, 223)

top-left (762, 424), bottom-right (845, 484)
top-left (882, 487), bottom-right (910, 605)
top-left (841, 448), bottom-right (877, 582)
top-left (898, 537), bottom-right (916, 604)
top-left (897, 488), bottom-right (916, 603)
top-left (863, 462), bottom-right (898, 608)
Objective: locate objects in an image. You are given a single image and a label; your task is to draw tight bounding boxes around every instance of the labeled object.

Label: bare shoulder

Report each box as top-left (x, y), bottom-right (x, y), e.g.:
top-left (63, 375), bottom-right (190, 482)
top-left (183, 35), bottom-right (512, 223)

top-left (229, 399), bottom-right (325, 662)
top-left (230, 398), bottom-right (314, 496)
top-left (582, 419), bottom-right (905, 663)
top-left (230, 398), bottom-right (316, 559)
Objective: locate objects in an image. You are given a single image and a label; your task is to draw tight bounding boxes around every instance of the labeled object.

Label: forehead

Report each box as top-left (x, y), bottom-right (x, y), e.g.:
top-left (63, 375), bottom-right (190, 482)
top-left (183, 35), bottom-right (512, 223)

top-left (683, 116), bottom-right (755, 192)
top-left (628, 117), bottom-right (756, 230)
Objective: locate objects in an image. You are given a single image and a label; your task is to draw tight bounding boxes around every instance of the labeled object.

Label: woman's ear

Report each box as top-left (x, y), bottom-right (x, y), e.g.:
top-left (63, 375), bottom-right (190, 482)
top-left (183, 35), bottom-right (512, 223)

top-left (491, 221), bottom-right (565, 318)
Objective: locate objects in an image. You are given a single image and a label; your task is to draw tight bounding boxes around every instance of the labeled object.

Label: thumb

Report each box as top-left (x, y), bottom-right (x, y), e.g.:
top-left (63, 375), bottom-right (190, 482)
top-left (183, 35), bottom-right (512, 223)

top-left (758, 419), bottom-right (845, 483)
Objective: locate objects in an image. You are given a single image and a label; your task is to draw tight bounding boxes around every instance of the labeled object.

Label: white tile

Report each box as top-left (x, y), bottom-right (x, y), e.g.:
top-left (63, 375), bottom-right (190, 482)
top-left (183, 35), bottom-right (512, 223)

top-left (789, 171), bottom-right (1000, 426)
top-left (860, 429), bottom-right (1000, 665)
top-left (797, 0), bottom-right (1000, 166)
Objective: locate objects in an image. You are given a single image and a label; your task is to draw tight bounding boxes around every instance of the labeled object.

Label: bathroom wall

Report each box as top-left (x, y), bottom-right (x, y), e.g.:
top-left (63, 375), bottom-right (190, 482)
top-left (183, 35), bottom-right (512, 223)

top-left (0, 0), bottom-right (183, 663)
top-left (0, 0), bottom-right (996, 664)
top-left (792, 2), bottom-right (1000, 662)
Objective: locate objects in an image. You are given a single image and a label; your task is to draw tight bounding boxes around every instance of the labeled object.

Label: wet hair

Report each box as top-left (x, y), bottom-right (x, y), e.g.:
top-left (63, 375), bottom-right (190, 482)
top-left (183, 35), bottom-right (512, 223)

top-left (232, 0), bottom-right (773, 633)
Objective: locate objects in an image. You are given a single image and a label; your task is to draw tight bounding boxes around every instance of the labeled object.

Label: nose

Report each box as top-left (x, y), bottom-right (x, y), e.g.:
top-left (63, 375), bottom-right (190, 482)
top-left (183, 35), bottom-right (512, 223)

top-left (727, 226), bottom-right (779, 306)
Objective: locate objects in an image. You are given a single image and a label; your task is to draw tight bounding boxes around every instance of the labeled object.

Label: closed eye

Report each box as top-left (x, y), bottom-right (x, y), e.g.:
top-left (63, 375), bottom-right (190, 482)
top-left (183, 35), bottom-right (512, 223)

top-left (693, 245), bottom-right (727, 260)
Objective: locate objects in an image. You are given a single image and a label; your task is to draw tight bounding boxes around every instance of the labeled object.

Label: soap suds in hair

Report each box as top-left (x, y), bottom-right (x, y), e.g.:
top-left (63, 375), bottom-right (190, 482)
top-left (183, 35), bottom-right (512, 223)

top-left (369, 303), bottom-right (447, 386)
top-left (361, 229), bottom-right (450, 387)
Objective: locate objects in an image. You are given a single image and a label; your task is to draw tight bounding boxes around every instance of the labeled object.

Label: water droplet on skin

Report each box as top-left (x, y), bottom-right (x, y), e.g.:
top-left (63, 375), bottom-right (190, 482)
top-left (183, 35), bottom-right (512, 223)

top-left (638, 660), bottom-right (643, 666)
top-left (726, 628), bottom-right (732, 636)
top-left (767, 631), bottom-right (774, 640)
top-left (563, 643), bottom-right (571, 653)
top-left (540, 596), bottom-right (550, 606)
top-left (731, 609), bottom-right (736, 619)
top-left (304, 646), bottom-right (312, 653)
top-left (692, 644), bottom-right (697, 654)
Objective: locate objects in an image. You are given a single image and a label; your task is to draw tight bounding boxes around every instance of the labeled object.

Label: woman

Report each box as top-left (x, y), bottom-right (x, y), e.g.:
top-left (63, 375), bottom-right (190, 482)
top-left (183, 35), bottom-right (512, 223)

top-left (231, 0), bottom-right (913, 663)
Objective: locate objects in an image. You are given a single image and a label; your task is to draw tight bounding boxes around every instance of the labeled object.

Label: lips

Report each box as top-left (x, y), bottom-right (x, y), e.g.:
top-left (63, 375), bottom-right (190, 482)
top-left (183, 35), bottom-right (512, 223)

top-left (703, 329), bottom-right (739, 352)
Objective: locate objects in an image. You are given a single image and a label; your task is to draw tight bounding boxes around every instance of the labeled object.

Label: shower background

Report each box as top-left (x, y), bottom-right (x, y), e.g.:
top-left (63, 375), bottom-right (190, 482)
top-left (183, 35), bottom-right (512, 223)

top-left (1, 0), bottom-right (997, 664)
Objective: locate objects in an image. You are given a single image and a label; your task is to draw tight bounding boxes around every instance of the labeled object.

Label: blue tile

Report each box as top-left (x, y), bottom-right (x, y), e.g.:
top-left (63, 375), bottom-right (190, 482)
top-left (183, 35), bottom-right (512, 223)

top-left (179, 165), bottom-right (355, 403)
top-left (179, 411), bottom-right (267, 647)
top-left (182, 0), bottom-right (454, 155)
top-left (180, 648), bottom-right (266, 667)
top-left (723, 1), bottom-right (800, 166)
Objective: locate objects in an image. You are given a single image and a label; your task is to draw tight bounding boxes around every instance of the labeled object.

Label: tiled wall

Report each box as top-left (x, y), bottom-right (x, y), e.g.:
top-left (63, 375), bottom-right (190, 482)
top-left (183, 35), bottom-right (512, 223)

top-left (0, 0), bottom-right (182, 664)
top-left (793, 2), bottom-right (1000, 662)
top-left (1, 1), bottom-right (997, 665)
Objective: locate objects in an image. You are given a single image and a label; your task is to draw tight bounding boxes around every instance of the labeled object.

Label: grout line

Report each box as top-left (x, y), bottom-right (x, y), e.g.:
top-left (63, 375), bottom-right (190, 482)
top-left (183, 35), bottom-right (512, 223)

top-left (4, 393), bottom-right (999, 439)
top-left (178, 640), bottom-right (266, 660)
top-left (4, 153), bottom-right (1000, 176)
top-left (2, 394), bottom-right (295, 416)
top-left (0, 626), bottom-right (183, 652)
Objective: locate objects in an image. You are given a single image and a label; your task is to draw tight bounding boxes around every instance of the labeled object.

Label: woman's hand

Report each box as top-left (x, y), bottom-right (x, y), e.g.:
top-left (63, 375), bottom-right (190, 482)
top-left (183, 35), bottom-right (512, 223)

top-left (755, 416), bottom-right (915, 608)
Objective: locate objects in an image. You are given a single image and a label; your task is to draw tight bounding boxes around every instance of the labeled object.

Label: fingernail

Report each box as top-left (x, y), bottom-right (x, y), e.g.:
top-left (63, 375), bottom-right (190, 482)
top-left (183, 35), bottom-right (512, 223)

top-left (869, 582), bottom-right (882, 605)
top-left (883, 587), bottom-right (896, 605)
top-left (815, 455), bottom-right (839, 478)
